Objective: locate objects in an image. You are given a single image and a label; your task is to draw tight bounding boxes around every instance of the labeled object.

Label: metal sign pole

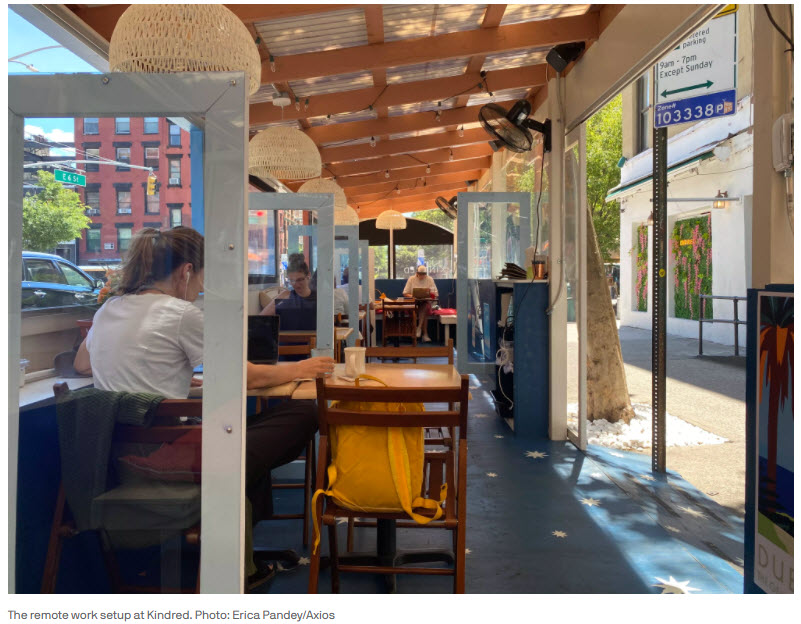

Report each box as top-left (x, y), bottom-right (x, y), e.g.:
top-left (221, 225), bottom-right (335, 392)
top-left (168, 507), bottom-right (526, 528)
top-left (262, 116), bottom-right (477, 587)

top-left (652, 123), bottom-right (668, 473)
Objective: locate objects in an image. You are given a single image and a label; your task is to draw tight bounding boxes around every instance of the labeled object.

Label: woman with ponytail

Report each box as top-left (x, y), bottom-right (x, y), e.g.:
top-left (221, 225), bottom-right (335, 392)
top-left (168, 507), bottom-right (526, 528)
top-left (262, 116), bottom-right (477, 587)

top-left (74, 226), bottom-right (334, 589)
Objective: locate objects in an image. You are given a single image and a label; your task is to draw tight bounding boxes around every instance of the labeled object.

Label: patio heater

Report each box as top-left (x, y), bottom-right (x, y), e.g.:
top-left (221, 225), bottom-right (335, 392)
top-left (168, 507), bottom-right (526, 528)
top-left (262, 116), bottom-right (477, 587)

top-left (375, 210), bottom-right (407, 279)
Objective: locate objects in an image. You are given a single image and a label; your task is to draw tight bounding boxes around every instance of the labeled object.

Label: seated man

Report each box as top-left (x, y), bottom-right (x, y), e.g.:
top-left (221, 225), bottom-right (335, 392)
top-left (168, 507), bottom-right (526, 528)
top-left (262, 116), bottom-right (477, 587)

top-left (261, 253), bottom-right (317, 330)
top-left (402, 265), bottom-right (438, 342)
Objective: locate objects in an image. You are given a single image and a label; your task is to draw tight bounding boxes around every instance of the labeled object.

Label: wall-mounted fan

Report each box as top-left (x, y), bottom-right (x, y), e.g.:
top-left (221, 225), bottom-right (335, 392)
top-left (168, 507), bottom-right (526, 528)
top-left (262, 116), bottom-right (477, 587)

top-left (435, 195), bottom-right (457, 219)
top-left (478, 99), bottom-right (551, 154)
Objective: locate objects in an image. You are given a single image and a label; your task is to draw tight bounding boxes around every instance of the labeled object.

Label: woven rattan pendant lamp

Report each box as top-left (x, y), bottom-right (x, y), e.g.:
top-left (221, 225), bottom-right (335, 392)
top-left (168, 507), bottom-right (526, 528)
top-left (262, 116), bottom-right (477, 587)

top-left (334, 206), bottom-right (360, 226)
top-left (249, 127), bottom-right (322, 181)
top-left (299, 177), bottom-right (347, 212)
top-left (108, 4), bottom-right (261, 96)
top-left (375, 210), bottom-right (407, 279)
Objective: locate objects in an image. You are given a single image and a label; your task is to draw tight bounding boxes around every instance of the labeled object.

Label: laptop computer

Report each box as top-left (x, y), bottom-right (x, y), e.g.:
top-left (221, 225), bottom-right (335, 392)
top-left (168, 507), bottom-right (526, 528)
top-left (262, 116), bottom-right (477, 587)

top-left (247, 315), bottom-right (280, 365)
top-left (412, 287), bottom-right (431, 300)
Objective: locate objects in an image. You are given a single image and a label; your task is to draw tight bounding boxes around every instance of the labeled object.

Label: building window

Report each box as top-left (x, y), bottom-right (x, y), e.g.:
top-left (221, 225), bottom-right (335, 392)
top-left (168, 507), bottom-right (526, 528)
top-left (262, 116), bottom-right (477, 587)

top-left (86, 228), bottom-right (101, 252)
top-left (144, 146), bottom-right (159, 170)
top-left (143, 117), bottom-right (159, 134)
top-left (115, 117), bottom-right (130, 134)
top-left (170, 207), bottom-right (182, 228)
top-left (116, 190), bottom-right (132, 214)
top-left (85, 190), bottom-right (100, 215)
top-left (117, 227), bottom-right (133, 252)
top-left (168, 158), bottom-right (181, 186)
top-left (168, 122), bottom-right (181, 147)
top-left (116, 147), bottom-right (131, 171)
top-left (637, 74), bottom-right (651, 153)
top-left (85, 147), bottom-right (100, 172)
top-left (145, 190), bottom-right (160, 214)
top-left (84, 118), bottom-right (99, 134)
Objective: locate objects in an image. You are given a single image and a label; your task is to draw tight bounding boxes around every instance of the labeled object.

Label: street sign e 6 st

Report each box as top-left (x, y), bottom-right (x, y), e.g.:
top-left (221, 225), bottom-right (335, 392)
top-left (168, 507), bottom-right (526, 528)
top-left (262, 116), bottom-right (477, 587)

top-left (54, 169), bottom-right (86, 187)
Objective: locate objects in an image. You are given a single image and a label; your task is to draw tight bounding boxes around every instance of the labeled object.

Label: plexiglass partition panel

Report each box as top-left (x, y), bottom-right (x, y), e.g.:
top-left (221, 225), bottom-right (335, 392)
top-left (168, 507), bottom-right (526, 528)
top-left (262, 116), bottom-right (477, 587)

top-left (456, 192), bottom-right (531, 375)
top-left (564, 127), bottom-right (588, 450)
top-left (334, 225), bottom-right (360, 347)
top-left (9, 73), bottom-right (248, 594)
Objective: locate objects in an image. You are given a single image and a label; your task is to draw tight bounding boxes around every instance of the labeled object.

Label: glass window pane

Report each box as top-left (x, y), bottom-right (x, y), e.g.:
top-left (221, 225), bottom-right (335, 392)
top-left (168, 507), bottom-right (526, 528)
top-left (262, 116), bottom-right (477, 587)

top-left (86, 229), bottom-right (101, 252)
top-left (171, 207), bottom-right (182, 227)
top-left (371, 246), bottom-right (388, 279)
top-left (169, 123), bottom-right (181, 146)
top-left (59, 262), bottom-right (94, 288)
top-left (145, 147), bottom-right (159, 159)
top-left (248, 210), bottom-right (276, 281)
top-left (143, 117), bottom-right (159, 134)
top-left (84, 118), bottom-right (99, 134)
top-left (115, 117), bottom-right (130, 134)
top-left (394, 245), bottom-right (453, 279)
top-left (145, 191), bottom-right (160, 214)
top-left (117, 190), bottom-right (131, 214)
top-left (117, 227), bottom-right (132, 251)
top-left (85, 147), bottom-right (100, 172)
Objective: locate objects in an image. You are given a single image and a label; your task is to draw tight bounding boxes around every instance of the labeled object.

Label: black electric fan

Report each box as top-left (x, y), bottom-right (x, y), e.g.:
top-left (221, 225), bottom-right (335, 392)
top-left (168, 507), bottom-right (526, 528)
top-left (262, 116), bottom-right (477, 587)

top-left (478, 99), bottom-right (552, 154)
top-left (435, 195), bottom-right (457, 219)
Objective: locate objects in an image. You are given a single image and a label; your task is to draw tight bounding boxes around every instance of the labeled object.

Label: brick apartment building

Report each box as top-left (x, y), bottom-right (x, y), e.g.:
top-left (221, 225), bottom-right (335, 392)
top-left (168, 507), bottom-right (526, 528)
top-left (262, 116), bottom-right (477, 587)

top-left (74, 116), bottom-right (191, 265)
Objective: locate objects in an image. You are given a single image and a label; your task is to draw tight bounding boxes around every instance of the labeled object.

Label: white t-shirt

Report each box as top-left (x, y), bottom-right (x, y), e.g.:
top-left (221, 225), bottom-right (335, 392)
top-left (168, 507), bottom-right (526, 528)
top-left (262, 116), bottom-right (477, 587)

top-left (403, 274), bottom-right (438, 297)
top-left (334, 284), bottom-right (362, 315)
top-left (86, 294), bottom-right (204, 399)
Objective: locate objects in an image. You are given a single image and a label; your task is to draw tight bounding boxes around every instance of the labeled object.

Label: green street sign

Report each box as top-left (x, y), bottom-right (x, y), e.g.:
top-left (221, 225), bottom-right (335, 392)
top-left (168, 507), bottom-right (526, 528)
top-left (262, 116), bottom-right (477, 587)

top-left (54, 169), bottom-right (86, 187)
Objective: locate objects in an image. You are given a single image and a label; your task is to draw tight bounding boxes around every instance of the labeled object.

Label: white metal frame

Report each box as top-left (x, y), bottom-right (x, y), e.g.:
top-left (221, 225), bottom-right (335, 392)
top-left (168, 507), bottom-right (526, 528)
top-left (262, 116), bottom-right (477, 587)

top-left (248, 192), bottom-right (335, 350)
top-left (455, 191), bottom-right (531, 375)
top-left (8, 72), bottom-right (248, 593)
top-left (564, 125), bottom-right (588, 451)
top-left (335, 225), bottom-right (360, 347)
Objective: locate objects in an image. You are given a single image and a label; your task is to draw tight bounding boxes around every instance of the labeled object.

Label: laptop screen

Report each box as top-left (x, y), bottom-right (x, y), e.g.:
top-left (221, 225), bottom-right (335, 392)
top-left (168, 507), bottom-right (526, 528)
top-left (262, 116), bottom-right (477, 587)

top-left (248, 315), bottom-right (280, 365)
top-left (412, 287), bottom-right (430, 300)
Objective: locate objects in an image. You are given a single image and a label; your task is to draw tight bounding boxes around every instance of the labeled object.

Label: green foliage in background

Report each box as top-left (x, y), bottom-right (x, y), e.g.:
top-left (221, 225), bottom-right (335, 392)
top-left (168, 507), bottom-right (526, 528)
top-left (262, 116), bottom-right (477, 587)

top-left (23, 170), bottom-right (91, 251)
top-left (586, 94), bottom-right (623, 263)
top-left (635, 224), bottom-right (648, 311)
top-left (672, 215), bottom-right (713, 320)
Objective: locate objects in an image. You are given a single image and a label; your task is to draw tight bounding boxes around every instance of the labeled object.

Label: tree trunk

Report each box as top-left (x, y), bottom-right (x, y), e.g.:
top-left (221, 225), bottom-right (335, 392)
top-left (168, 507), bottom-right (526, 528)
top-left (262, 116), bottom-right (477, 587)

top-left (586, 206), bottom-right (635, 424)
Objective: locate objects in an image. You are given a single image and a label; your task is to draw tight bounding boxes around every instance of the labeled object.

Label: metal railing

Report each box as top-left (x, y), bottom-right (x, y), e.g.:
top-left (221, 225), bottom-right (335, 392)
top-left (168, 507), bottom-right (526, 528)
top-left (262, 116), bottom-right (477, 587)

top-left (698, 294), bottom-right (747, 356)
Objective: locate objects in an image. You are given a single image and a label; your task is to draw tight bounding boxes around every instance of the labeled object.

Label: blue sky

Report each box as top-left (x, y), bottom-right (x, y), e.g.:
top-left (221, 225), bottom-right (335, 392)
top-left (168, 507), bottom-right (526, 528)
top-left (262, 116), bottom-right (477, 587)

top-left (8, 7), bottom-right (99, 147)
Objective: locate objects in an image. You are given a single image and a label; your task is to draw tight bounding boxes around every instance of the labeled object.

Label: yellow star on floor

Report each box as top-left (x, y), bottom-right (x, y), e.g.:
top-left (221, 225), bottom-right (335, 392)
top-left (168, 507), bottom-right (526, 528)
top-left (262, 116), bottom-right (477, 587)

top-left (298, 557), bottom-right (310, 566)
top-left (590, 472), bottom-right (604, 479)
top-left (486, 472), bottom-right (498, 478)
top-left (653, 576), bottom-right (700, 594)
top-left (639, 473), bottom-right (656, 481)
top-left (494, 434), bottom-right (504, 439)
top-left (580, 497), bottom-right (601, 507)
top-left (464, 548), bottom-right (472, 555)
top-left (473, 413), bottom-right (490, 418)
top-left (525, 450), bottom-right (548, 459)
top-left (678, 505), bottom-right (706, 518)
top-left (552, 530), bottom-right (567, 538)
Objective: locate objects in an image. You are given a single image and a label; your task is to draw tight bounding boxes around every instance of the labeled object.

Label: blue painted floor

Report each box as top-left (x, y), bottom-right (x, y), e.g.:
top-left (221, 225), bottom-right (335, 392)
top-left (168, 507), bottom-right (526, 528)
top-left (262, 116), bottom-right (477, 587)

top-left (257, 370), bottom-right (745, 594)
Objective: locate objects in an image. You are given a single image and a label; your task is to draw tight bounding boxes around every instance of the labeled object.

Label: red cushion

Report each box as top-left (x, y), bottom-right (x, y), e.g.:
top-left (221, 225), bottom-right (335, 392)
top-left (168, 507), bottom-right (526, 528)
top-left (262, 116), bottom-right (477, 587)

top-left (118, 431), bottom-right (201, 483)
top-left (433, 308), bottom-right (457, 316)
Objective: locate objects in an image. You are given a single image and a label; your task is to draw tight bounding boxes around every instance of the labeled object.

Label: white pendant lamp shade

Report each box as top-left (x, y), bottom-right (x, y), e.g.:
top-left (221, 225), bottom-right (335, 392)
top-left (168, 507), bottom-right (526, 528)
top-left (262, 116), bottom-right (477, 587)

top-left (249, 127), bottom-right (322, 181)
top-left (109, 4), bottom-right (261, 96)
top-left (375, 209), bottom-right (407, 230)
top-left (298, 177), bottom-right (347, 211)
top-left (335, 206), bottom-right (360, 226)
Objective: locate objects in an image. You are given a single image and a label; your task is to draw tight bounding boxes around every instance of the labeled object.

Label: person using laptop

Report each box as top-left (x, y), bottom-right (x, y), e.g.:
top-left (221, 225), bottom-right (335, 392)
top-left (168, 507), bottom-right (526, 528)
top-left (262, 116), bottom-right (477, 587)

top-left (74, 226), bottom-right (334, 589)
top-left (260, 253), bottom-right (316, 330)
top-left (402, 264), bottom-right (438, 342)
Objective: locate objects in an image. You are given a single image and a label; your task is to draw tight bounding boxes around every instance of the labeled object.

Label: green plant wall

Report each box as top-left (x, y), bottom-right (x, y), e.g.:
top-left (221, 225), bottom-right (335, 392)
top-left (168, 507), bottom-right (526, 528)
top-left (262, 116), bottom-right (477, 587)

top-left (671, 214), bottom-right (713, 320)
top-left (634, 224), bottom-right (648, 311)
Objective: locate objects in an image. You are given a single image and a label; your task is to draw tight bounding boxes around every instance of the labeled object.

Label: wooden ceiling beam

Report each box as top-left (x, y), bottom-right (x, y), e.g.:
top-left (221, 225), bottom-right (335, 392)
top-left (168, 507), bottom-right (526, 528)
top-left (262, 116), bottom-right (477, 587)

top-left (226, 4), bottom-right (355, 24)
top-left (357, 202), bottom-right (451, 220)
top-left (347, 180), bottom-right (477, 203)
top-left (250, 64), bottom-right (546, 126)
top-left (354, 189), bottom-right (467, 210)
top-left (319, 128), bottom-right (488, 164)
top-left (68, 4), bottom-right (129, 41)
top-left (306, 104), bottom-right (490, 144)
top-left (345, 172), bottom-right (483, 199)
top-left (288, 157), bottom-right (489, 191)
top-left (261, 13), bottom-right (599, 83)
top-left (320, 144), bottom-right (493, 177)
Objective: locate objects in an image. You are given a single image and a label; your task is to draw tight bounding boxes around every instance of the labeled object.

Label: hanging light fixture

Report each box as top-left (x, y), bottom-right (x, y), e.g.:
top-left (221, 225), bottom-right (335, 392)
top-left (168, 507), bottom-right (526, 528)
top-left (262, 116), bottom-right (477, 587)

top-left (425, 164), bottom-right (431, 174)
top-left (370, 136), bottom-right (377, 147)
top-left (108, 4), bottom-right (261, 96)
top-left (375, 210), bottom-right (407, 279)
top-left (299, 177), bottom-right (348, 212)
top-left (249, 127), bottom-right (321, 181)
top-left (385, 170), bottom-right (391, 179)
top-left (335, 206), bottom-right (360, 226)
top-left (713, 190), bottom-right (728, 209)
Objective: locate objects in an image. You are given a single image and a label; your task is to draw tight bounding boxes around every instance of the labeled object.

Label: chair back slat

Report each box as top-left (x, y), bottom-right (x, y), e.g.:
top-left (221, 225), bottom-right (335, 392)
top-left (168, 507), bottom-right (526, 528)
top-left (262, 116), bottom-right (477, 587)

top-left (366, 339), bottom-right (454, 364)
top-left (325, 410), bottom-right (461, 428)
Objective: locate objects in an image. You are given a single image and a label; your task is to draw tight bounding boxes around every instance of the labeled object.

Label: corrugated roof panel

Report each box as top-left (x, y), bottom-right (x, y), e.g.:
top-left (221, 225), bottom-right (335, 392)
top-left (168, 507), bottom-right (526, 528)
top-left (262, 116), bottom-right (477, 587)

top-left (387, 127), bottom-right (447, 140)
top-left (319, 136), bottom-right (373, 148)
top-left (383, 4), bottom-right (487, 42)
top-left (250, 83), bottom-right (281, 105)
top-left (467, 87), bottom-right (530, 108)
top-left (386, 57), bottom-right (470, 84)
top-left (290, 71), bottom-right (375, 98)
top-left (431, 4), bottom-right (486, 35)
top-left (254, 8), bottom-right (367, 56)
top-left (482, 48), bottom-right (549, 71)
top-left (249, 119), bottom-right (304, 134)
top-left (500, 4), bottom-right (592, 26)
top-left (387, 99), bottom-right (458, 116)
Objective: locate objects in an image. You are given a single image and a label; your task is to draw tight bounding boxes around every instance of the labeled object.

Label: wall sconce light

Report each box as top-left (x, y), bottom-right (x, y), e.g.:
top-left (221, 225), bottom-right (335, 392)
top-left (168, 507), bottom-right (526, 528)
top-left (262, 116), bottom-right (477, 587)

top-left (645, 211), bottom-right (654, 226)
top-left (713, 190), bottom-right (728, 209)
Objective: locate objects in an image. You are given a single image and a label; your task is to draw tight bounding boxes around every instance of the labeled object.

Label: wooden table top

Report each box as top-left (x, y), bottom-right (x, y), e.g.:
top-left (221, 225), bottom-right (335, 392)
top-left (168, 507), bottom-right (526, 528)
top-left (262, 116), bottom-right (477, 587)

top-left (291, 362), bottom-right (462, 400)
top-left (280, 327), bottom-right (354, 340)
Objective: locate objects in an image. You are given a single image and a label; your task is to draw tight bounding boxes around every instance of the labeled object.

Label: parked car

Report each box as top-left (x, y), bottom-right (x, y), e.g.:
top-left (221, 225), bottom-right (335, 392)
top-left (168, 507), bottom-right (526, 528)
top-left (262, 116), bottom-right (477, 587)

top-left (21, 251), bottom-right (104, 310)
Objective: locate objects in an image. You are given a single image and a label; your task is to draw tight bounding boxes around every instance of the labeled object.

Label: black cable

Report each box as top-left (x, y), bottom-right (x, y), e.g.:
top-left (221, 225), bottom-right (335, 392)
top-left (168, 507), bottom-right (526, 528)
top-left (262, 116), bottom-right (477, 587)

top-left (764, 5), bottom-right (793, 51)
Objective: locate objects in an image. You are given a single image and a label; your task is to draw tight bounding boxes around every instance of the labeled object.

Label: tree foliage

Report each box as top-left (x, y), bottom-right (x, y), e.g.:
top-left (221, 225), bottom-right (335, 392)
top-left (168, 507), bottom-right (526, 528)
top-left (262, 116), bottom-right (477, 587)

top-left (586, 94), bottom-right (623, 262)
top-left (23, 170), bottom-right (91, 251)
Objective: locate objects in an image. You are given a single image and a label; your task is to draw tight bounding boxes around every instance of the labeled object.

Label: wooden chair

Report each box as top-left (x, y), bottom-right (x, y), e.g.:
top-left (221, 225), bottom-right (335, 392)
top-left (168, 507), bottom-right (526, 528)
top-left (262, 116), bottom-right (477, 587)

top-left (308, 373), bottom-right (469, 594)
top-left (265, 337), bottom-right (317, 547)
top-left (381, 301), bottom-right (417, 346)
top-left (43, 383), bottom-right (202, 593)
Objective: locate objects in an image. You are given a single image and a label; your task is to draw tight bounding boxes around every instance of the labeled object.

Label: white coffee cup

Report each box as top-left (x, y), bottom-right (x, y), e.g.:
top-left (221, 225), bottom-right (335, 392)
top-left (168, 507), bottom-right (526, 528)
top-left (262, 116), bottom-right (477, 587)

top-left (344, 346), bottom-right (366, 378)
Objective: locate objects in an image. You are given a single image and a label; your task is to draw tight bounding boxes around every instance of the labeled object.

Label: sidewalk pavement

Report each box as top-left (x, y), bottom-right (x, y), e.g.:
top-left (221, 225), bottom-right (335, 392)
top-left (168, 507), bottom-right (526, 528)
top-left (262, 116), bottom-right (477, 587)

top-left (617, 325), bottom-right (746, 516)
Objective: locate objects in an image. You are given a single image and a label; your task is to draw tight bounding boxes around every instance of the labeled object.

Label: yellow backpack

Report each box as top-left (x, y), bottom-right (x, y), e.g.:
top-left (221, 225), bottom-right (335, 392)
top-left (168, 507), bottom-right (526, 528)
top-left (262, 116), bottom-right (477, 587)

top-left (311, 375), bottom-right (447, 553)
